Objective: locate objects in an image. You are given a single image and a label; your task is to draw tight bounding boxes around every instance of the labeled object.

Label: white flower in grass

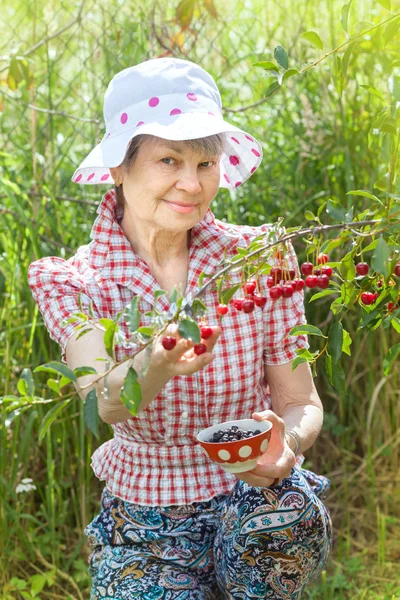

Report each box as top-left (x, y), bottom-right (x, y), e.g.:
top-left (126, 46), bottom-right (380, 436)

top-left (15, 478), bottom-right (37, 494)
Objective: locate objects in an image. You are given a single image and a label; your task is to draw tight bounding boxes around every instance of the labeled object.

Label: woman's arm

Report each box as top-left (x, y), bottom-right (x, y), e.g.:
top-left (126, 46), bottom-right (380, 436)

top-left (265, 360), bottom-right (324, 455)
top-left (235, 360), bottom-right (324, 488)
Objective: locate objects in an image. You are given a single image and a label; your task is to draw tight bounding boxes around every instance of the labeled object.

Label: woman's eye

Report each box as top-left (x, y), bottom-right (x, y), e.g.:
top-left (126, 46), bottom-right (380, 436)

top-left (161, 158), bottom-right (215, 167)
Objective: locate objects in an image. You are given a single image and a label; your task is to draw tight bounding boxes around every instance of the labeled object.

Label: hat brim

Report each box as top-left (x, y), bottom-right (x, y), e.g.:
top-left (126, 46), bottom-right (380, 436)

top-left (71, 112), bottom-right (262, 191)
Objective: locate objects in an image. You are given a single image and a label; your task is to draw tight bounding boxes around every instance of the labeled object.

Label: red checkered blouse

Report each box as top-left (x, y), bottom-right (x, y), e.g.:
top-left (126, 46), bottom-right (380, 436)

top-left (28, 189), bottom-right (309, 507)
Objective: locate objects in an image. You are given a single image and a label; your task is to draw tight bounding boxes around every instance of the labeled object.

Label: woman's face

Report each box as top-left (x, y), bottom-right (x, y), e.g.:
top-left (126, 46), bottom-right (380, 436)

top-left (111, 137), bottom-right (221, 233)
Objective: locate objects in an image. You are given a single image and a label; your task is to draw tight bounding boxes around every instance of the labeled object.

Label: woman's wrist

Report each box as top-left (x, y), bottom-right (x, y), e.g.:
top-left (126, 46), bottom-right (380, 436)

top-left (285, 429), bottom-right (302, 457)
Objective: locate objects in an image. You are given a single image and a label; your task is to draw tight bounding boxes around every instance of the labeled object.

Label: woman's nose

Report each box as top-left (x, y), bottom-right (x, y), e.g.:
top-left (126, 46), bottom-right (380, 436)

top-left (175, 169), bottom-right (202, 194)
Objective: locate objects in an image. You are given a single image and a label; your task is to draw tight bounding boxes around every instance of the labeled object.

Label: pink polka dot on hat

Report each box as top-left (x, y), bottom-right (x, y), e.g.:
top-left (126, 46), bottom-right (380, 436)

top-left (71, 58), bottom-right (263, 190)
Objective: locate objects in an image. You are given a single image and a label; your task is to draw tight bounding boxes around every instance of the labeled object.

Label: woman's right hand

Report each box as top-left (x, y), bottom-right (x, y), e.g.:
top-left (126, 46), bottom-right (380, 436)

top-left (151, 324), bottom-right (222, 377)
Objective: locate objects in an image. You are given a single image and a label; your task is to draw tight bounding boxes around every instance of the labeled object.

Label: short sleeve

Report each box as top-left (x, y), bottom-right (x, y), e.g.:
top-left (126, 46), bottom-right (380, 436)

top-left (28, 257), bottom-right (99, 364)
top-left (260, 239), bottom-right (310, 366)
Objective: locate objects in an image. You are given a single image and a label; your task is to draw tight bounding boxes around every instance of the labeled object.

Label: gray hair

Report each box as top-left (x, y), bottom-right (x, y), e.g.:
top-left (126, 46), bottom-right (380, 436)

top-left (115, 133), bottom-right (226, 210)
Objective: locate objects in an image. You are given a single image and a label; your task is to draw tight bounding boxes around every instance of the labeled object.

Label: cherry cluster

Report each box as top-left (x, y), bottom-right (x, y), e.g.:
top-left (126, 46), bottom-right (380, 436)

top-left (161, 325), bottom-right (213, 355)
top-left (160, 259), bottom-right (400, 352)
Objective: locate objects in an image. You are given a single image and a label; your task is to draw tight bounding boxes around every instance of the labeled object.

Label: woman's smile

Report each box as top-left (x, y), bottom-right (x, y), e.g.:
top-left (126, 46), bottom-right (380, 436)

top-left (162, 199), bottom-right (198, 213)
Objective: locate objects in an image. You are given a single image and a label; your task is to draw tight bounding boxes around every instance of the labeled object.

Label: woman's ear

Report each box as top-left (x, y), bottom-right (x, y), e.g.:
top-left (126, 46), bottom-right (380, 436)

top-left (110, 166), bottom-right (123, 185)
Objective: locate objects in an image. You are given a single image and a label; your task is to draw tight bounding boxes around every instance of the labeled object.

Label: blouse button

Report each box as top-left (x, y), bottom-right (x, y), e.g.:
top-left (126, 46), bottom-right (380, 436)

top-left (181, 411), bottom-right (189, 420)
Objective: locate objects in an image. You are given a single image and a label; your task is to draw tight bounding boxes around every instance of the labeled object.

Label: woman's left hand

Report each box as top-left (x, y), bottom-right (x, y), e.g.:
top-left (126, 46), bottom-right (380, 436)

top-left (234, 410), bottom-right (296, 488)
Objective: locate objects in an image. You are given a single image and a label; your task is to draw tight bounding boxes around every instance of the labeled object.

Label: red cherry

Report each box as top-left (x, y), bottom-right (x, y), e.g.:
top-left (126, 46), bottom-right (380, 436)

top-left (194, 343), bottom-right (207, 355)
top-left (388, 302), bottom-right (396, 313)
top-left (394, 263), bottom-right (400, 277)
top-left (317, 253), bottom-right (329, 265)
top-left (281, 284), bottom-right (295, 298)
top-left (266, 276), bottom-right (275, 288)
top-left (233, 298), bottom-right (244, 310)
top-left (289, 268), bottom-right (296, 279)
top-left (305, 275), bottom-right (318, 288)
top-left (270, 267), bottom-right (282, 283)
top-left (293, 278), bottom-right (305, 291)
top-left (200, 326), bottom-right (213, 339)
top-left (269, 285), bottom-right (283, 300)
top-left (377, 279), bottom-right (383, 288)
top-left (301, 262), bottom-right (313, 276)
top-left (313, 268), bottom-right (321, 276)
top-left (242, 299), bottom-right (255, 313)
top-left (162, 336), bottom-right (177, 351)
top-left (361, 292), bottom-right (376, 305)
top-left (244, 280), bottom-right (257, 294)
top-left (321, 266), bottom-right (333, 277)
top-left (253, 294), bottom-right (267, 308)
top-left (217, 304), bottom-right (228, 315)
top-left (316, 274), bottom-right (330, 289)
top-left (373, 292), bottom-right (379, 300)
top-left (356, 262), bottom-right (369, 276)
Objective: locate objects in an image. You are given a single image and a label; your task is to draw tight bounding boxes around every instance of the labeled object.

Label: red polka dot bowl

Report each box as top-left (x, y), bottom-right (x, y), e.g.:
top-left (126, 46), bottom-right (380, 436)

top-left (196, 418), bottom-right (272, 473)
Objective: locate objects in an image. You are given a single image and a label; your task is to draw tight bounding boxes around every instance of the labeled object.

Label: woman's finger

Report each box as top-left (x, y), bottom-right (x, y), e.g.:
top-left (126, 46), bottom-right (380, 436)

top-left (235, 471), bottom-right (276, 487)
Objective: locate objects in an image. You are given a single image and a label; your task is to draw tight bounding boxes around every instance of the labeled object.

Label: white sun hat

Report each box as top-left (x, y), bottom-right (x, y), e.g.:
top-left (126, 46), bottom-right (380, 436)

top-left (71, 57), bottom-right (263, 191)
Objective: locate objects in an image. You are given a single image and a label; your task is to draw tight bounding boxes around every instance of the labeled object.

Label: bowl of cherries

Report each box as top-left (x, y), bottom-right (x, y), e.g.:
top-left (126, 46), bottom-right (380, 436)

top-left (196, 418), bottom-right (272, 473)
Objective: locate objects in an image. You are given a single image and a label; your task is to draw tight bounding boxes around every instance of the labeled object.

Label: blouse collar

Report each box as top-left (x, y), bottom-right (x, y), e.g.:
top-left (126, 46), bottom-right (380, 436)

top-left (87, 188), bottom-right (241, 287)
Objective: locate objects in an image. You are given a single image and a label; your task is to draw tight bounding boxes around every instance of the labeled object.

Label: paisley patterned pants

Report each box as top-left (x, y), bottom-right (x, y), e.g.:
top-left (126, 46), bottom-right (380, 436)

top-left (84, 467), bottom-right (332, 599)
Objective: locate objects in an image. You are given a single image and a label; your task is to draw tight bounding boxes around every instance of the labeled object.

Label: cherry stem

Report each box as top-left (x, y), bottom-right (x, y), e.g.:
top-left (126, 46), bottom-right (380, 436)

top-left (185, 219), bottom-right (380, 310)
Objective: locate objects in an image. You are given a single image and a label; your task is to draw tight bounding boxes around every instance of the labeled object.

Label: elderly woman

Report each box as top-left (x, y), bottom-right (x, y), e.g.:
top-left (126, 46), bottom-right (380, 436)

top-left (28, 58), bottom-right (332, 600)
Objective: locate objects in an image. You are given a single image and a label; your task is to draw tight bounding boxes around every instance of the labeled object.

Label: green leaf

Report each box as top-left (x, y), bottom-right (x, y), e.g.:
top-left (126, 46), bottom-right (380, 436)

top-left (17, 379), bottom-right (28, 397)
top-left (327, 322), bottom-right (343, 363)
top-left (222, 284), bottom-right (242, 306)
top-left (301, 30), bottom-right (324, 50)
top-left (359, 85), bottom-right (386, 101)
top-left (73, 366), bottom-right (98, 378)
top-left (308, 288), bottom-right (339, 302)
top-left (383, 344), bottom-right (400, 375)
top-left (282, 68), bottom-right (299, 82)
top-left (325, 355), bottom-right (347, 394)
top-left (33, 362), bottom-right (76, 382)
top-left (46, 379), bottom-right (60, 395)
top-left (304, 210), bottom-right (317, 221)
top-left (265, 81), bottom-right (280, 98)
top-left (103, 322), bottom-right (117, 359)
top-left (339, 253), bottom-right (356, 282)
top-left (83, 389), bottom-right (100, 438)
top-left (326, 199), bottom-right (346, 222)
top-left (155, 289), bottom-right (167, 299)
top-left (288, 324), bottom-right (325, 337)
top-left (191, 298), bottom-right (208, 318)
top-left (30, 574), bottom-right (46, 596)
top-left (388, 73), bottom-right (400, 102)
top-left (20, 368), bottom-right (34, 397)
top-left (178, 318), bottom-right (201, 343)
top-left (332, 360), bottom-right (347, 394)
top-left (137, 326), bottom-right (154, 337)
top-left (383, 19), bottom-right (400, 46)
top-left (371, 237), bottom-right (390, 278)
top-left (342, 41), bottom-right (358, 80)
top-left (274, 45), bottom-right (288, 70)
top-left (291, 356), bottom-right (309, 370)
top-left (125, 295), bottom-right (140, 333)
top-left (341, 1), bottom-right (352, 32)
top-left (252, 60), bottom-right (279, 71)
top-left (120, 367), bottom-right (142, 417)
top-left (175, 0), bottom-right (195, 29)
top-left (346, 189), bottom-right (382, 203)
top-left (203, 0), bottom-right (218, 18)
top-left (376, 0), bottom-right (391, 10)
top-left (38, 399), bottom-right (70, 443)
top-left (331, 55), bottom-right (343, 95)
top-left (342, 329), bottom-right (352, 356)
